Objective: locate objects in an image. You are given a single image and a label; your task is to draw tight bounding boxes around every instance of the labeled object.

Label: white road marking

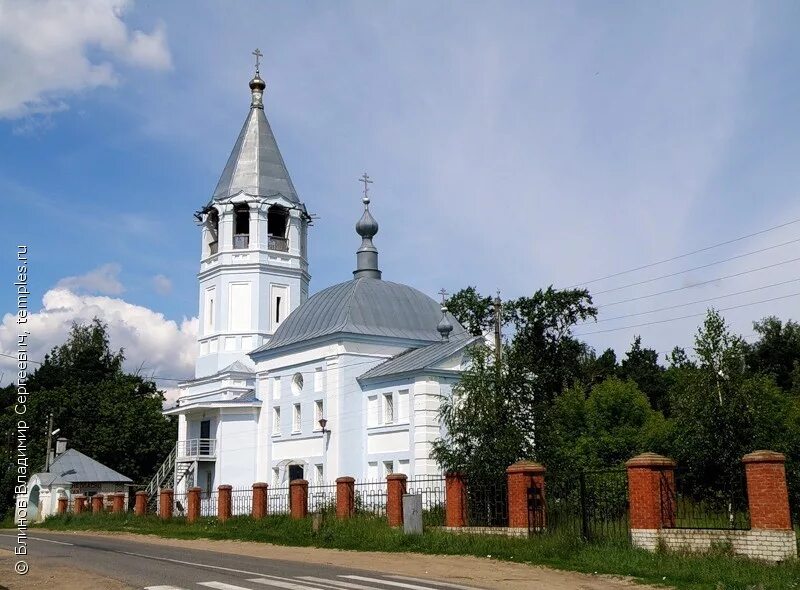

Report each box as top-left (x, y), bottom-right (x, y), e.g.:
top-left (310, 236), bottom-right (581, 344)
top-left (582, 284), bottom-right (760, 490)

top-left (342, 576), bottom-right (450, 590)
top-left (297, 577), bottom-right (383, 589)
top-left (0, 533), bottom-right (74, 546)
top-left (247, 578), bottom-right (330, 589)
top-left (119, 550), bottom-right (267, 577)
top-left (198, 583), bottom-right (254, 590)
top-left (387, 575), bottom-right (481, 590)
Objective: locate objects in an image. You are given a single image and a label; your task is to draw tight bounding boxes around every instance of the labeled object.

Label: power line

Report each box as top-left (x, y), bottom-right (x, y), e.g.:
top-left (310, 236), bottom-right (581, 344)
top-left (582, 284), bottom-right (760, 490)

top-left (596, 256), bottom-right (800, 308)
top-left (567, 216), bottom-right (800, 288)
top-left (591, 237), bottom-right (800, 296)
top-left (574, 291), bottom-right (800, 336)
top-left (585, 277), bottom-right (800, 324)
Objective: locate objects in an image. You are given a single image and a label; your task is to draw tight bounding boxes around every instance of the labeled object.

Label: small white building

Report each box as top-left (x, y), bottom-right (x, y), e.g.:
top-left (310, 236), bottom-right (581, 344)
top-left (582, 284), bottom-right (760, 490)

top-left (157, 65), bottom-right (476, 497)
top-left (20, 439), bottom-right (132, 522)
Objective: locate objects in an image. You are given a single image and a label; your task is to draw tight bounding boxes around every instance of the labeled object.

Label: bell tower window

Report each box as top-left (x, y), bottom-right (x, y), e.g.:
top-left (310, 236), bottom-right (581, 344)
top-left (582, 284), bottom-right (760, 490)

top-left (206, 209), bottom-right (219, 256)
top-left (233, 204), bottom-right (250, 249)
top-left (267, 205), bottom-right (289, 252)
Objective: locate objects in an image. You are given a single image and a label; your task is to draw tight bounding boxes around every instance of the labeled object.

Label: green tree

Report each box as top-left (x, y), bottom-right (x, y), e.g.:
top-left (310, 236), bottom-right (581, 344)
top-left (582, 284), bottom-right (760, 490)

top-left (0, 320), bottom-right (176, 513)
top-left (444, 287), bottom-right (496, 337)
top-left (669, 310), bottom-right (800, 500)
top-left (618, 336), bottom-right (669, 413)
top-left (431, 345), bottom-right (529, 479)
top-left (434, 286), bottom-right (597, 476)
top-left (543, 377), bottom-right (671, 474)
top-left (747, 317), bottom-right (800, 393)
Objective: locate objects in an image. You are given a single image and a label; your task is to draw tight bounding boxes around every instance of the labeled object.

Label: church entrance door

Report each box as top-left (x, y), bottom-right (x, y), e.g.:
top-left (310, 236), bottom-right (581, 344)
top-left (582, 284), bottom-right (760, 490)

top-left (288, 464), bottom-right (304, 482)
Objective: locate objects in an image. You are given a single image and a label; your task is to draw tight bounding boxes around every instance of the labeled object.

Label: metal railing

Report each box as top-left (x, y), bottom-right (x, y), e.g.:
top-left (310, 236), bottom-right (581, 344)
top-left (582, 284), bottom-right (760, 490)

top-left (268, 235), bottom-right (289, 252)
top-left (268, 485), bottom-right (291, 514)
top-left (407, 475), bottom-right (446, 527)
top-left (231, 487), bottom-right (253, 516)
top-left (465, 477), bottom-right (508, 527)
top-left (209, 241), bottom-right (218, 255)
top-left (308, 483), bottom-right (337, 514)
top-left (233, 234), bottom-right (250, 249)
top-left (664, 469), bottom-right (750, 530)
top-left (176, 439), bottom-right (217, 458)
top-left (353, 478), bottom-right (387, 516)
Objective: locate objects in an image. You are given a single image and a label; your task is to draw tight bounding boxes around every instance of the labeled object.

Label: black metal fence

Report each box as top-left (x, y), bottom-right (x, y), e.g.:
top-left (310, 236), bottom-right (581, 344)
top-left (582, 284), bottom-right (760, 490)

top-left (230, 487), bottom-right (252, 516)
top-left (407, 475), bottom-right (446, 526)
top-left (268, 485), bottom-right (290, 515)
top-left (664, 468), bottom-right (750, 530)
top-left (308, 483), bottom-right (337, 514)
top-left (353, 478), bottom-right (387, 516)
top-left (465, 477), bottom-right (508, 527)
top-left (538, 468), bottom-right (629, 543)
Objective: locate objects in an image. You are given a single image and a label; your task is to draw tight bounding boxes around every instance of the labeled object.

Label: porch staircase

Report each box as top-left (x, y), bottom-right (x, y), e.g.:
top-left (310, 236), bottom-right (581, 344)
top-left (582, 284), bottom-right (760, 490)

top-left (145, 444), bottom-right (194, 509)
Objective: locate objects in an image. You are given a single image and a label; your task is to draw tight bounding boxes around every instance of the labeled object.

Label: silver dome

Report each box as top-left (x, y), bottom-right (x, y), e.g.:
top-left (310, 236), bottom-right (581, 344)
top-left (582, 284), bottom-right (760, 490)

top-left (253, 278), bottom-right (467, 353)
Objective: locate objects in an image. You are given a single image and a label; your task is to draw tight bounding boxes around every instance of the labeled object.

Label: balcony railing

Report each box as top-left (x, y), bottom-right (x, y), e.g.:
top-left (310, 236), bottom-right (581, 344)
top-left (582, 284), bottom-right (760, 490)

top-left (177, 438), bottom-right (217, 459)
top-left (233, 234), bottom-right (250, 249)
top-left (268, 235), bottom-right (289, 252)
top-left (208, 241), bottom-right (218, 255)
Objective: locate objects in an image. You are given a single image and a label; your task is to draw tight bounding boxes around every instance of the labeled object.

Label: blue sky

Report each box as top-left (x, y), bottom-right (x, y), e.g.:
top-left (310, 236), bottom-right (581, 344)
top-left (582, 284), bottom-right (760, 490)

top-left (2, 0), bottom-right (800, 387)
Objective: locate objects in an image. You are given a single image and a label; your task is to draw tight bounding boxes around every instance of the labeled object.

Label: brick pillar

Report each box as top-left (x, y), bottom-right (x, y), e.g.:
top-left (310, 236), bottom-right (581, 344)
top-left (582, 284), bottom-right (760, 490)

top-left (290, 479), bottom-right (308, 519)
top-left (743, 450), bottom-right (792, 530)
top-left (336, 477), bottom-right (355, 519)
top-left (626, 452), bottom-right (676, 530)
top-left (57, 497), bottom-right (68, 515)
top-left (134, 491), bottom-right (147, 516)
top-left (445, 472), bottom-right (467, 528)
top-left (386, 473), bottom-right (407, 527)
top-left (159, 489), bottom-right (174, 520)
top-left (252, 482), bottom-right (269, 519)
top-left (74, 495), bottom-right (86, 514)
top-left (187, 487), bottom-right (201, 523)
top-left (112, 492), bottom-right (126, 513)
top-left (506, 460), bottom-right (546, 529)
top-left (91, 494), bottom-right (104, 514)
top-left (218, 485), bottom-right (232, 523)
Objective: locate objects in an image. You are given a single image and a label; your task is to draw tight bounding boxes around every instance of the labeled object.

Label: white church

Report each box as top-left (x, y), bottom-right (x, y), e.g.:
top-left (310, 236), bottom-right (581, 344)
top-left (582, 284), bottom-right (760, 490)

top-left (159, 61), bottom-right (478, 495)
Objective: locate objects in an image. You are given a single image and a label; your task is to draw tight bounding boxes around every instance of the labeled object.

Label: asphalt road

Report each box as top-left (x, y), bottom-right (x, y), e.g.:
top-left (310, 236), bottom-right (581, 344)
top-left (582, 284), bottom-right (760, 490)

top-left (0, 531), bottom-right (484, 590)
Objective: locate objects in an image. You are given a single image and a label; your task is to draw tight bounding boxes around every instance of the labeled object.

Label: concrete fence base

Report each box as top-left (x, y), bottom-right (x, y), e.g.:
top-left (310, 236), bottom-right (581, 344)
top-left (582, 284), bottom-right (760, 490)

top-left (631, 528), bottom-right (798, 562)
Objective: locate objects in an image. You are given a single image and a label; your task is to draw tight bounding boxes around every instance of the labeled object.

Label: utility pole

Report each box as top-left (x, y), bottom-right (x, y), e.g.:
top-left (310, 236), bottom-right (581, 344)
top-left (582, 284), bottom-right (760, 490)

top-left (493, 291), bottom-right (504, 394)
top-left (44, 413), bottom-right (53, 472)
top-left (493, 291), bottom-right (503, 366)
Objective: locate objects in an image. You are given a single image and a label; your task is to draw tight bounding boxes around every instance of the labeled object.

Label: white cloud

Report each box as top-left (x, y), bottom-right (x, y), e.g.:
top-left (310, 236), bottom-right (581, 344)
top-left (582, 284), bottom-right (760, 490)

top-left (152, 274), bottom-right (173, 295)
top-left (0, 288), bottom-right (197, 391)
top-left (0, 0), bottom-right (171, 118)
top-left (56, 263), bottom-right (125, 295)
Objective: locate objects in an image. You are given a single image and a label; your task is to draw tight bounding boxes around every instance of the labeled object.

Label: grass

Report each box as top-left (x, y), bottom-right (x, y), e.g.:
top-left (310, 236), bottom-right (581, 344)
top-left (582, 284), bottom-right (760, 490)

top-left (33, 513), bottom-right (800, 590)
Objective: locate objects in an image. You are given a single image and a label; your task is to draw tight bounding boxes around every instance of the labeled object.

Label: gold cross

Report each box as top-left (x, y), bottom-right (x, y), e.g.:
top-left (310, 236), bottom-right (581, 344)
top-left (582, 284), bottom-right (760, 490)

top-left (252, 48), bottom-right (263, 73)
top-left (358, 172), bottom-right (373, 199)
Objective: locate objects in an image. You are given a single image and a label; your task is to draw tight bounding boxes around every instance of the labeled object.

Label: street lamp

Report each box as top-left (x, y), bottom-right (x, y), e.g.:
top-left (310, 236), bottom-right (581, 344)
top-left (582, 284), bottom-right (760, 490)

top-left (318, 418), bottom-right (329, 484)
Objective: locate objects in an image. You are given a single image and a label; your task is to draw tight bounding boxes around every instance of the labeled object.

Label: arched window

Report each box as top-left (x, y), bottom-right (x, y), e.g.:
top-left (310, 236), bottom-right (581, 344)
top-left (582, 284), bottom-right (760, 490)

top-left (233, 204), bottom-right (250, 249)
top-left (206, 209), bottom-right (219, 255)
top-left (267, 205), bottom-right (289, 252)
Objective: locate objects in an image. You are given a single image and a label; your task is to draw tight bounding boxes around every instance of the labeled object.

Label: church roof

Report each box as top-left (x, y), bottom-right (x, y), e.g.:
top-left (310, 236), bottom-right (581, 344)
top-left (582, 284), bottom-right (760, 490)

top-left (211, 75), bottom-right (300, 204)
top-left (358, 335), bottom-right (481, 382)
top-left (251, 277), bottom-right (467, 354)
top-left (46, 449), bottom-right (132, 484)
top-left (220, 360), bottom-right (255, 374)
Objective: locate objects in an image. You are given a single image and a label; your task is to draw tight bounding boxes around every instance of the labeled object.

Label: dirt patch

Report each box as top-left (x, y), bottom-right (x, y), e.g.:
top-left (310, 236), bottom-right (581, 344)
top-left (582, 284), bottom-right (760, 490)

top-left (40, 530), bottom-right (661, 590)
top-left (0, 549), bottom-right (133, 590)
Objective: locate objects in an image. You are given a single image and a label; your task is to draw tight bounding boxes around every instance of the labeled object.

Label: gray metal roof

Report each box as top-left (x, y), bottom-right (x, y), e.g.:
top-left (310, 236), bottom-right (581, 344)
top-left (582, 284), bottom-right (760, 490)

top-left (358, 336), bottom-right (480, 382)
top-left (211, 100), bottom-right (300, 203)
top-left (47, 449), bottom-right (132, 484)
top-left (233, 390), bottom-right (258, 402)
top-left (220, 360), bottom-right (255, 374)
top-left (252, 278), bottom-right (467, 354)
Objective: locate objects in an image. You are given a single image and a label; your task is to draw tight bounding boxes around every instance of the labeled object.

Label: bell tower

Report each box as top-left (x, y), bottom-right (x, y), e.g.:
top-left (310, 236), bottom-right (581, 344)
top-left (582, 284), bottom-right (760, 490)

top-left (194, 54), bottom-right (311, 377)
